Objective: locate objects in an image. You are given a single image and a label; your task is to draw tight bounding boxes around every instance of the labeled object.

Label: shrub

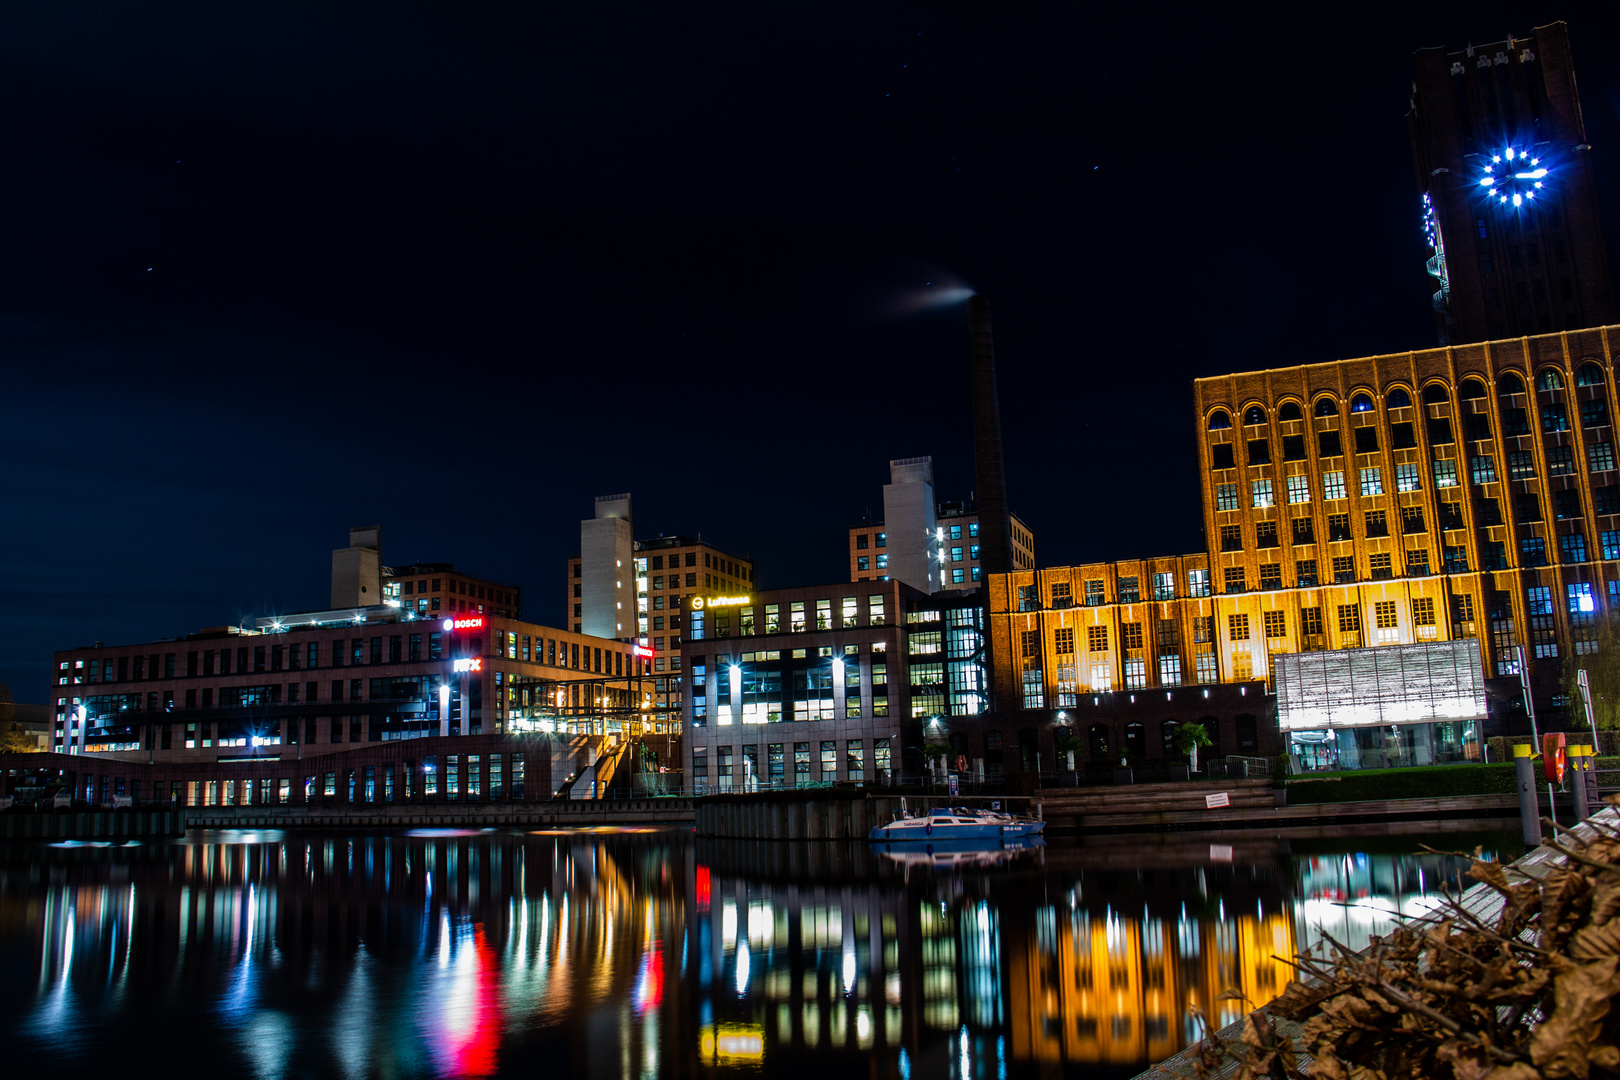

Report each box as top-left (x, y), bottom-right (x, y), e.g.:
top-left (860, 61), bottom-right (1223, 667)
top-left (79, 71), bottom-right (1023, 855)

top-left (1286, 763), bottom-right (1518, 804)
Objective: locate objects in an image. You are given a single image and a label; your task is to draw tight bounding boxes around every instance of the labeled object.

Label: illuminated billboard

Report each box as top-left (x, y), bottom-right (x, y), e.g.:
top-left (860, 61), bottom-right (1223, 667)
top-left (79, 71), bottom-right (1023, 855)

top-left (1275, 639), bottom-right (1486, 731)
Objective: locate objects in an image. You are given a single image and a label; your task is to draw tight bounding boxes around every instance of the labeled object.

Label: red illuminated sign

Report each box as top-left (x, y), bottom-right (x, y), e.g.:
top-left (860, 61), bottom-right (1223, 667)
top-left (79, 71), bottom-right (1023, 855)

top-left (633, 645), bottom-right (655, 657)
top-left (443, 617), bottom-right (485, 631)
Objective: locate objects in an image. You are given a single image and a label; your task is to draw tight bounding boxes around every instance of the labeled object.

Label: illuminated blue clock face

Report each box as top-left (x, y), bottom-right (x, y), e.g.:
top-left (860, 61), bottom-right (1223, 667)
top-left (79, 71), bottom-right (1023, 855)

top-left (1478, 147), bottom-right (1548, 208)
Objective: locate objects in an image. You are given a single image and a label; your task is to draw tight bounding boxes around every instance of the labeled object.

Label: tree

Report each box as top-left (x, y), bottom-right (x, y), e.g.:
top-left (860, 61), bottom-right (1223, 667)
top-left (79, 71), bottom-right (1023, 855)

top-left (0, 722), bottom-right (36, 753)
top-left (1562, 610), bottom-right (1620, 729)
top-left (1174, 721), bottom-right (1212, 772)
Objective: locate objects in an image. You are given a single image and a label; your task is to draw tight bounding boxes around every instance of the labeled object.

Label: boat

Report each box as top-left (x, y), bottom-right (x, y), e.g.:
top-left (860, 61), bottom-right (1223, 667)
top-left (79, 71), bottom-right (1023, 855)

top-left (872, 834), bottom-right (1045, 870)
top-left (867, 806), bottom-right (1045, 842)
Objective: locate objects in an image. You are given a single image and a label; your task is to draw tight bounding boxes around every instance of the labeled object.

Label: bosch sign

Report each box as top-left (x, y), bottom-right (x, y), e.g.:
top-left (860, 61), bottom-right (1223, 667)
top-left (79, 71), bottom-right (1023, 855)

top-left (442, 617), bottom-right (485, 631)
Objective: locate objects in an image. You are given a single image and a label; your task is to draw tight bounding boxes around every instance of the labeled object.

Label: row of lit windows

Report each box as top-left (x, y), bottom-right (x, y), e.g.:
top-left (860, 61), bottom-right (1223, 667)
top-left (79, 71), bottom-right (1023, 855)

top-left (386, 576), bottom-right (517, 607)
top-left (1017, 571), bottom-right (1212, 611)
top-left (1207, 363), bottom-right (1610, 431)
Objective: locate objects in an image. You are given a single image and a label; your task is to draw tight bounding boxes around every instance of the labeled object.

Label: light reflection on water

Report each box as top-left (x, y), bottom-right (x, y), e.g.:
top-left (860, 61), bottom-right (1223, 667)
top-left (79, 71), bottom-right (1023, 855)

top-left (0, 826), bottom-right (1513, 1078)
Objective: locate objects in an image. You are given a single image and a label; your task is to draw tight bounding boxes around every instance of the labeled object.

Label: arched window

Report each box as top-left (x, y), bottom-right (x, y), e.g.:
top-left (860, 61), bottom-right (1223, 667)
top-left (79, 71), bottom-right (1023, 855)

top-left (1087, 723), bottom-right (1110, 761)
top-left (1207, 409), bottom-right (1231, 430)
top-left (1536, 369), bottom-right (1565, 392)
top-left (1386, 387), bottom-right (1412, 409)
top-left (1243, 405), bottom-right (1266, 426)
top-left (1314, 397), bottom-right (1339, 417)
top-left (1277, 401), bottom-right (1303, 421)
top-left (1350, 393), bottom-right (1374, 413)
top-left (1461, 378), bottom-right (1488, 399)
top-left (1577, 362), bottom-right (1606, 387)
top-left (1124, 721), bottom-right (1146, 759)
top-left (1161, 719), bottom-right (1181, 761)
top-left (1422, 384), bottom-right (1449, 404)
top-left (1498, 372), bottom-right (1525, 396)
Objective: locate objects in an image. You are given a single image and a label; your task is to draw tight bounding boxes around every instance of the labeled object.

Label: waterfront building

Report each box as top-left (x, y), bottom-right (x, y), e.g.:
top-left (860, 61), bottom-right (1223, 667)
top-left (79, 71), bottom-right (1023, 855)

top-left (40, 533), bottom-right (662, 806)
top-left (845, 456), bottom-right (1035, 591)
top-left (567, 494), bottom-right (754, 729)
top-left (680, 578), bottom-right (987, 789)
top-left (986, 324), bottom-right (1620, 772)
top-left (1409, 21), bottom-right (1614, 344)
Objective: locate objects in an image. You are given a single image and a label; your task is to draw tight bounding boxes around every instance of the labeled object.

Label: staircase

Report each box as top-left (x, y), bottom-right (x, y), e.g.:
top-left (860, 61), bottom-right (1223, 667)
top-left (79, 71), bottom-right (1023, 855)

top-left (1039, 778), bottom-right (1276, 833)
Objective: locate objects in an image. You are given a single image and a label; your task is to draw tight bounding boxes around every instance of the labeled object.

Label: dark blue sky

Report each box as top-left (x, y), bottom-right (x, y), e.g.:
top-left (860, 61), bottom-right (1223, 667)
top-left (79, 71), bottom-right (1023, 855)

top-left (5, 2), bottom-right (1620, 703)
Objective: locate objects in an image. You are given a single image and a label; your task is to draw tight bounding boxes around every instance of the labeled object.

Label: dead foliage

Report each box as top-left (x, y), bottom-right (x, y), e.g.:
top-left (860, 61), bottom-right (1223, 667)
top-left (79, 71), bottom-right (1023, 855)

top-left (1192, 807), bottom-right (1620, 1080)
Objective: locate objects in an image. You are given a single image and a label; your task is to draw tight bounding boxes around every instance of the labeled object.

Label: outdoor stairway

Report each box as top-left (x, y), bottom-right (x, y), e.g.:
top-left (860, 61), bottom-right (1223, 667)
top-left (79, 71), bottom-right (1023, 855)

top-left (1037, 778), bottom-right (1277, 832)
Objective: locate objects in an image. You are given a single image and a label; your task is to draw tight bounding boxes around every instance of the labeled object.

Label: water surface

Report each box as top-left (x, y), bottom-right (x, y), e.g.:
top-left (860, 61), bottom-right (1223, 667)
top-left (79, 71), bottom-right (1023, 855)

top-left (0, 824), bottom-right (1518, 1078)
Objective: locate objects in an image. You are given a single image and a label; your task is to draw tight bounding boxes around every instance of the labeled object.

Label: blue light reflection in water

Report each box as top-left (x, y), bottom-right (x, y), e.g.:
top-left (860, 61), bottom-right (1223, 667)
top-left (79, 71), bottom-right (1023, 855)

top-left (0, 826), bottom-right (1516, 1078)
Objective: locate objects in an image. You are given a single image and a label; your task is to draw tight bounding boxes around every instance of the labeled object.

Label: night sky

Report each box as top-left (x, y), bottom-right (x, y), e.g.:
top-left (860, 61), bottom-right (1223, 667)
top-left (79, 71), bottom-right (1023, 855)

top-left (6, 2), bottom-right (1620, 704)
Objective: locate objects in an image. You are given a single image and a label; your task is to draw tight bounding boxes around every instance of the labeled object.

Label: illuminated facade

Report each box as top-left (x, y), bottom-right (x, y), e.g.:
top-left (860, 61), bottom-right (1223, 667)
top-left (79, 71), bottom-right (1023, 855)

top-left (567, 533), bottom-right (754, 729)
top-left (987, 325), bottom-right (1620, 769)
top-left (681, 580), bottom-right (988, 788)
top-left (1409, 22), bottom-right (1614, 345)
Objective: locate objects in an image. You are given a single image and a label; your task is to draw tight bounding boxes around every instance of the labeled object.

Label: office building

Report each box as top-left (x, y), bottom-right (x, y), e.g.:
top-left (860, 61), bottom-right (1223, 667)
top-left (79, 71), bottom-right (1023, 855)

top-left (985, 323), bottom-right (1620, 773)
top-left (680, 578), bottom-right (987, 789)
top-left (1410, 22), bottom-right (1614, 344)
top-left (846, 457), bottom-right (1035, 591)
top-left (567, 510), bottom-right (754, 730)
top-left (39, 531), bottom-right (662, 807)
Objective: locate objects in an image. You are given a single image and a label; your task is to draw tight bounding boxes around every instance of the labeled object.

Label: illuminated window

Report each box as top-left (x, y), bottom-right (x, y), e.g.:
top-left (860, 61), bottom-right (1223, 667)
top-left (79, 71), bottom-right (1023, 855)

top-left (1153, 572), bottom-right (1175, 600)
top-left (1322, 471), bottom-right (1346, 500)
top-left (1251, 479), bottom-right (1274, 508)
top-left (1590, 443), bottom-right (1616, 473)
top-left (1542, 404), bottom-right (1570, 433)
top-left (1215, 483), bottom-right (1239, 510)
top-left (1432, 458), bottom-right (1459, 487)
top-left (875, 532), bottom-right (886, 547)
top-left (1521, 537), bottom-right (1548, 566)
top-left (1526, 586), bottom-right (1558, 659)
top-left (1263, 611), bottom-right (1286, 638)
top-left (1359, 467), bottom-right (1383, 496)
top-left (1119, 577), bottom-right (1140, 603)
top-left (1285, 475), bottom-right (1310, 504)
top-left (1187, 569), bottom-right (1210, 597)
top-left (1373, 600), bottom-right (1399, 643)
top-left (1084, 579), bottom-right (1105, 605)
top-left (1395, 463), bottom-right (1421, 492)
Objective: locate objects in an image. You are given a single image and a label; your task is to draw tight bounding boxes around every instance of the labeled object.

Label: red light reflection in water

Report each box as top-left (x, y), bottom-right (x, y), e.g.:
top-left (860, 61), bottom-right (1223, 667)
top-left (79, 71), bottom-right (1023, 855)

top-left (432, 924), bottom-right (501, 1078)
top-left (635, 941), bottom-right (664, 1014)
top-left (696, 865), bottom-right (711, 911)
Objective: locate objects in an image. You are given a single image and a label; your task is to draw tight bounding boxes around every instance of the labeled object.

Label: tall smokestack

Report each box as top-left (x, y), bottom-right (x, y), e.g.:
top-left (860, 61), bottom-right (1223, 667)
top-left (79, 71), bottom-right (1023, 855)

top-left (969, 295), bottom-right (1014, 576)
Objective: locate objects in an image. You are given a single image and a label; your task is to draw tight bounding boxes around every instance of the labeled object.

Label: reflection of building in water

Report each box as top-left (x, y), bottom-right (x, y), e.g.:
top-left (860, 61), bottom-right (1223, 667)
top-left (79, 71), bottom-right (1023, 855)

top-left (1006, 906), bottom-right (1296, 1068)
top-left (4, 831), bottom-right (689, 1079)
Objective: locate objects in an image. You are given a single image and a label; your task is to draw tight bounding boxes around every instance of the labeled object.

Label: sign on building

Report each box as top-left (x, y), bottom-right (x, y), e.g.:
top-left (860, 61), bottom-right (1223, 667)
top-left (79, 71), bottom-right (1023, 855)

top-left (1274, 639), bottom-right (1487, 731)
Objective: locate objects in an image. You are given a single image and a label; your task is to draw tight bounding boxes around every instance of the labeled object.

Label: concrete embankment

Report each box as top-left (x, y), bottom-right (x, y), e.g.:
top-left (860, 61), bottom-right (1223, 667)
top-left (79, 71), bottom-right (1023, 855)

top-left (1038, 777), bottom-right (1524, 834)
top-left (1, 810), bottom-right (187, 839)
top-left (2, 798), bottom-right (694, 837)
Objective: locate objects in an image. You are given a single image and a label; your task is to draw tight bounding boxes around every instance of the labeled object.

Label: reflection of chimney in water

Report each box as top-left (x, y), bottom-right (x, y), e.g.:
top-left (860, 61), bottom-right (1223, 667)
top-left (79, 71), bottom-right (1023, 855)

top-left (969, 295), bottom-right (1013, 576)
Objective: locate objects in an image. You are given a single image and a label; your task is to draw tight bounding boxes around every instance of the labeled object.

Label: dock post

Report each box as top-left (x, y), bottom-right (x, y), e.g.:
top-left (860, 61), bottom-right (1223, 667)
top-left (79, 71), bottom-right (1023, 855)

top-left (1514, 744), bottom-right (1542, 846)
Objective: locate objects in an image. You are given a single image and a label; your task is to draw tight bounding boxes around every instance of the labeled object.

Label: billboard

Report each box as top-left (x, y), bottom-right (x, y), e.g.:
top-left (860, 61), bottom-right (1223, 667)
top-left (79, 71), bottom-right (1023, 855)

top-left (1274, 640), bottom-right (1486, 732)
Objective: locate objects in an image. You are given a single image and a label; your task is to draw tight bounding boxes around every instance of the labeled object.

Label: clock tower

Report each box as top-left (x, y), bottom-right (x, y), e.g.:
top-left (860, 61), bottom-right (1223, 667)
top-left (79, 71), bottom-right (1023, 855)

top-left (1408, 21), bottom-right (1615, 345)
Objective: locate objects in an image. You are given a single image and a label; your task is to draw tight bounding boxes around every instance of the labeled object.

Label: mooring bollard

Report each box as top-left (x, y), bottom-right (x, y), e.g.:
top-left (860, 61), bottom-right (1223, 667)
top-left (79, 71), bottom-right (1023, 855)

top-left (1514, 744), bottom-right (1543, 846)
top-left (1570, 744), bottom-right (1591, 822)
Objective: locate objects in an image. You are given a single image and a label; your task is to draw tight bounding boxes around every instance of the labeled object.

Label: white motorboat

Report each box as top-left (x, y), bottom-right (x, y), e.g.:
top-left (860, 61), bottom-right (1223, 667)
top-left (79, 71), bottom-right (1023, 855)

top-left (868, 807), bottom-right (1044, 842)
